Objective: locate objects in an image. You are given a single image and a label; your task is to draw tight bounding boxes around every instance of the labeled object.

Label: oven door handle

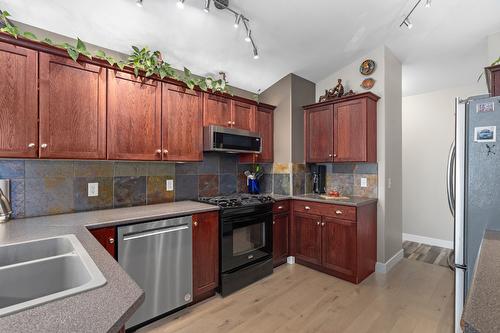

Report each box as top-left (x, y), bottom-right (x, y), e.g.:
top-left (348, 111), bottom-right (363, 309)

top-left (222, 213), bottom-right (273, 226)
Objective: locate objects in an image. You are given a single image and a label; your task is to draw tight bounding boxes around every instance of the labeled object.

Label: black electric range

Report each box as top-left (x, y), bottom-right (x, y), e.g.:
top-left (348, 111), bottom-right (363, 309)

top-left (199, 194), bottom-right (275, 296)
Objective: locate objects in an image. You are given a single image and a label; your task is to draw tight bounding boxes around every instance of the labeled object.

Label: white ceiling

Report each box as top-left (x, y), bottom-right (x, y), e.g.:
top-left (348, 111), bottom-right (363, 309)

top-left (1, 0), bottom-right (499, 96)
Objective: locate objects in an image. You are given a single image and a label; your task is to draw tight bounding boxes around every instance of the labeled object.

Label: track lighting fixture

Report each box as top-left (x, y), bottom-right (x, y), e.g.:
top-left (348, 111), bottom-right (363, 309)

top-left (177, 0), bottom-right (185, 9)
top-left (243, 20), bottom-right (251, 42)
top-left (234, 14), bottom-right (241, 28)
top-left (136, 0), bottom-right (143, 7)
top-left (253, 48), bottom-right (259, 60)
top-left (400, 0), bottom-right (432, 30)
top-left (204, 0), bottom-right (210, 12)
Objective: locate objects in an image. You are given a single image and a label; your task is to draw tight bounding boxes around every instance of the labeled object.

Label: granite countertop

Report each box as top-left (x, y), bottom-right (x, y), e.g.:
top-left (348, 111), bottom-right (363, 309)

top-left (0, 201), bottom-right (219, 333)
top-left (271, 194), bottom-right (377, 207)
top-left (462, 229), bottom-right (500, 333)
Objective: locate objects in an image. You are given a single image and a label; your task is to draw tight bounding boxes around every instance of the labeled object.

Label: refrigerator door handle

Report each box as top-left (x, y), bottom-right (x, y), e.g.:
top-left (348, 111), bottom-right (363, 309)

top-left (447, 140), bottom-right (456, 217)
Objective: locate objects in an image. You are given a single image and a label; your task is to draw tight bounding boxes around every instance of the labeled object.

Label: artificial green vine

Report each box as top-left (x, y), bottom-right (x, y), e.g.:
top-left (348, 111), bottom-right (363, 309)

top-left (0, 10), bottom-right (231, 94)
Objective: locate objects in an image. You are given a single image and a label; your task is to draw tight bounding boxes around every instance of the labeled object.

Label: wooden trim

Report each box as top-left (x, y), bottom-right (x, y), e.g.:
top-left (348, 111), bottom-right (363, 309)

top-left (303, 92), bottom-right (380, 110)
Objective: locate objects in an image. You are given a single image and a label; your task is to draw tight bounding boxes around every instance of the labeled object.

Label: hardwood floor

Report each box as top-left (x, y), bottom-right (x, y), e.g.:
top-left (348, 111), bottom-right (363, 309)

top-left (139, 259), bottom-right (454, 333)
top-left (403, 241), bottom-right (453, 268)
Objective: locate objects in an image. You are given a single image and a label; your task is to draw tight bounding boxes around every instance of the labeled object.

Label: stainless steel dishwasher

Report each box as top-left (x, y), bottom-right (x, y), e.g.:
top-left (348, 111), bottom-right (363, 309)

top-left (117, 216), bottom-right (192, 330)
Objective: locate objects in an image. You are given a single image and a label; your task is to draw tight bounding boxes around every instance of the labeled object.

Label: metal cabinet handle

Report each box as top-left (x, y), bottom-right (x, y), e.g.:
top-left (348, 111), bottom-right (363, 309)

top-left (155, 149), bottom-right (162, 154)
top-left (328, 154), bottom-right (332, 157)
top-left (232, 121), bottom-right (235, 125)
top-left (193, 221), bottom-right (198, 226)
top-left (41, 143), bottom-right (48, 149)
top-left (333, 154), bottom-right (337, 157)
top-left (28, 143), bottom-right (36, 148)
top-left (335, 210), bottom-right (343, 215)
top-left (227, 121), bottom-right (232, 125)
top-left (321, 222), bottom-right (325, 227)
top-left (273, 220), bottom-right (276, 225)
top-left (278, 206), bottom-right (283, 210)
top-left (316, 221), bottom-right (321, 226)
top-left (163, 149), bottom-right (168, 155)
top-left (108, 237), bottom-right (114, 244)
top-left (304, 206), bottom-right (311, 210)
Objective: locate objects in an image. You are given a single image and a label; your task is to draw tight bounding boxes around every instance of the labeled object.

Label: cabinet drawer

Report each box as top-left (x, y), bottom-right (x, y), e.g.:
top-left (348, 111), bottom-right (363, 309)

top-left (273, 200), bottom-right (290, 213)
top-left (293, 200), bottom-right (356, 221)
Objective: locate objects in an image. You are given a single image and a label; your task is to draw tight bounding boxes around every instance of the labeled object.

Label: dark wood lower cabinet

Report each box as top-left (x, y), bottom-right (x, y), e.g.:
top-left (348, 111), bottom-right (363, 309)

top-left (192, 211), bottom-right (219, 302)
top-left (273, 212), bottom-right (289, 267)
top-left (291, 201), bottom-right (377, 284)
top-left (89, 227), bottom-right (116, 258)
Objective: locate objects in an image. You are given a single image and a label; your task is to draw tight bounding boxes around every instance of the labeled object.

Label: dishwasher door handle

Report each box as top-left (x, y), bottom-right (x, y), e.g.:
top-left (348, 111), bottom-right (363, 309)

top-left (123, 225), bottom-right (189, 241)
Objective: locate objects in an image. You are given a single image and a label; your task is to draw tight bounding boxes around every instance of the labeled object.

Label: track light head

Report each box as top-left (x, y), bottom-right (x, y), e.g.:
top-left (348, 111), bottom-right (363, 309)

top-left (204, 0), bottom-right (210, 12)
top-left (253, 48), bottom-right (259, 60)
top-left (425, 0), bottom-right (432, 8)
top-left (234, 14), bottom-right (242, 28)
top-left (177, 0), bottom-right (185, 9)
top-left (136, 0), bottom-right (143, 8)
top-left (403, 18), bottom-right (413, 29)
top-left (245, 30), bottom-right (251, 42)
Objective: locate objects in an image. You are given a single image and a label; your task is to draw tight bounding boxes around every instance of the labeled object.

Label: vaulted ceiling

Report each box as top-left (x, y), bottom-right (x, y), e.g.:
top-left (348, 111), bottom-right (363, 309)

top-left (1, 0), bottom-right (499, 96)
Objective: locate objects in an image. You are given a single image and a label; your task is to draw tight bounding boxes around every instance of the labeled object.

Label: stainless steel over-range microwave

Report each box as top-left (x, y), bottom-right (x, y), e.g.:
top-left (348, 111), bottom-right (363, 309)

top-left (203, 125), bottom-right (262, 154)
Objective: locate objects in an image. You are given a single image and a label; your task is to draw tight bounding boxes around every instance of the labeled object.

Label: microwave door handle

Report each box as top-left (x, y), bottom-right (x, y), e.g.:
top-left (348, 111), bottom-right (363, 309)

top-left (446, 140), bottom-right (456, 217)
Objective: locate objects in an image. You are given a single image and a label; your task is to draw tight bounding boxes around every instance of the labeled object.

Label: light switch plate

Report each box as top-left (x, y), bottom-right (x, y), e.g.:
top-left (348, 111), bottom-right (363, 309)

top-left (360, 177), bottom-right (368, 188)
top-left (88, 183), bottom-right (98, 197)
top-left (166, 179), bottom-right (174, 191)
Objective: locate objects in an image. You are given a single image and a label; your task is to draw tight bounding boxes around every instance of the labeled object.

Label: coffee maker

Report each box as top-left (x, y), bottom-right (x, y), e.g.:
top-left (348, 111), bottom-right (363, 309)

top-left (311, 165), bottom-right (326, 194)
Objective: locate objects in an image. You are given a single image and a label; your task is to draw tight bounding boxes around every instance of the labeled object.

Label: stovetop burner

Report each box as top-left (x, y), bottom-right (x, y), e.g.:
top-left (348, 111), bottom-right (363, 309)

top-left (199, 194), bottom-right (274, 208)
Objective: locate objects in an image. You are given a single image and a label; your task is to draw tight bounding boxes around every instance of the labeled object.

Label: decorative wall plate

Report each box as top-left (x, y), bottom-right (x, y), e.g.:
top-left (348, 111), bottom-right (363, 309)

top-left (361, 78), bottom-right (375, 90)
top-left (360, 59), bottom-right (376, 76)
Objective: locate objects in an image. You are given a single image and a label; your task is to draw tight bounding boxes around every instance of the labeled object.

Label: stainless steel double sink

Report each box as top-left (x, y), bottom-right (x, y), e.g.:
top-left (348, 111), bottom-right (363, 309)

top-left (0, 235), bottom-right (107, 317)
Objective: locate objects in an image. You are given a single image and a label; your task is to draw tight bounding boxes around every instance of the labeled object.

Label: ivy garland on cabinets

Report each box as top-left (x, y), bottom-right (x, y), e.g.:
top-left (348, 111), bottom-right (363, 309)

top-left (0, 10), bottom-right (230, 94)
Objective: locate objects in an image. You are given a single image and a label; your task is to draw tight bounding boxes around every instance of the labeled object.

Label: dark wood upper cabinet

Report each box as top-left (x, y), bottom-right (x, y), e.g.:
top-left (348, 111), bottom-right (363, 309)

top-left (0, 42), bottom-right (38, 158)
top-left (107, 70), bottom-right (162, 160)
top-left (305, 105), bottom-right (333, 163)
top-left (39, 53), bottom-right (106, 159)
top-left (334, 98), bottom-right (377, 162)
top-left (304, 93), bottom-right (378, 163)
top-left (203, 94), bottom-right (232, 128)
top-left (232, 100), bottom-right (255, 131)
top-left (192, 211), bottom-right (219, 302)
top-left (293, 212), bottom-right (322, 266)
top-left (321, 217), bottom-right (356, 277)
top-left (162, 83), bottom-right (203, 161)
top-left (89, 227), bottom-right (116, 258)
top-left (239, 105), bottom-right (274, 164)
top-left (273, 212), bottom-right (289, 267)
top-left (486, 64), bottom-right (500, 97)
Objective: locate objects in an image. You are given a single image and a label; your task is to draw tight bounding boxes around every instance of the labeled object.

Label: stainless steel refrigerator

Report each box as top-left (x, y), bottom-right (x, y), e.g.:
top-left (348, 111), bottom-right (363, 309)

top-left (448, 95), bottom-right (500, 332)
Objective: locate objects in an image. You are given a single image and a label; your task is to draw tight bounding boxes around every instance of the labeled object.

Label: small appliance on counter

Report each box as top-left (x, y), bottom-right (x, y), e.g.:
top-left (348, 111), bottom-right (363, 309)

top-left (311, 165), bottom-right (326, 194)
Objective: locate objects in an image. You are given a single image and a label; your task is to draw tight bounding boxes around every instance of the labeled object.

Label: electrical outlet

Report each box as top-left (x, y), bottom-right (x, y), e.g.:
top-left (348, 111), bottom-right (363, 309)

top-left (166, 179), bottom-right (174, 191)
top-left (360, 177), bottom-right (368, 188)
top-left (88, 183), bottom-right (99, 197)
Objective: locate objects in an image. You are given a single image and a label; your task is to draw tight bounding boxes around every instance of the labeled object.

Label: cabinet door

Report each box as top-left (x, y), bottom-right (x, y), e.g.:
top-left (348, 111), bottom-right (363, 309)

top-left (162, 83), bottom-right (203, 161)
top-left (0, 42), bottom-right (38, 158)
top-left (39, 53), bottom-right (106, 159)
top-left (273, 213), bottom-right (289, 266)
top-left (232, 100), bottom-right (255, 131)
top-left (322, 217), bottom-right (356, 277)
top-left (203, 94), bottom-right (232, 127)
top-left (192, 211), bottom-right (219, 301)
top-left (333, 99), bottom-right (367, 162)
top-left (89, 227), bottom-right (116, 258)
top-left (256, 106), bottom-right (273, 162)
top-left (107, 70), bottom-right (162, 160)
top-left (293, 212), bottom-right (322, 266)
top-left (305, 105), bottom-right (333, 163)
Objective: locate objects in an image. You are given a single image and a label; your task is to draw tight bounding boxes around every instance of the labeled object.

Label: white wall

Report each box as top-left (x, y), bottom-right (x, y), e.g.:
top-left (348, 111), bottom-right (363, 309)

top-left (402, 84), bottom-right (486, 243)
top-left (488, 31), bottom-right (500, 64)
top-left (316, 46), bottom-right (402, 263)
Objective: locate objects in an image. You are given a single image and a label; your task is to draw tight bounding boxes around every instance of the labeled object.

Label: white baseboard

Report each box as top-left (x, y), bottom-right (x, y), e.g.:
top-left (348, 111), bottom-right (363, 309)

top-left (402, 233), bottom-right (453, 249)
top-left (375, 249), bottom-right (404, 274)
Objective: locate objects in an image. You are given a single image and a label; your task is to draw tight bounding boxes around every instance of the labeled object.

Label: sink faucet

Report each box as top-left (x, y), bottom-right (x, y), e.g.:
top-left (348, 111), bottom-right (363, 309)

top-left (0, 180), bottom-right (12, 223)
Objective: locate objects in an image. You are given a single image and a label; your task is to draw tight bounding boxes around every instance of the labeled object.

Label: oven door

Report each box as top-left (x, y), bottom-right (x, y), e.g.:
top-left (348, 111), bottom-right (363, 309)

top-left (221, 211), bottom-right (272, 273)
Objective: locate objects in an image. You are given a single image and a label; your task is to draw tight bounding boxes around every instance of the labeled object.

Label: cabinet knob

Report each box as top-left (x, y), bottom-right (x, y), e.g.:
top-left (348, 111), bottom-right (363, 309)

top-left (278, 206), bottom-right (283, 210)
top-left (328, 154), bottom-right (332, 157)
top-left (232, 121), bottom-right (235, 125)
top-left (41, 143), bottom-right (48, 149)
top-left (335, 210), bottom-right (343, 215)
top-left (108, 237), bottom-right (114, 244)
top-left (28, 143), bottom-right (36, 148)
top-left (333, 153), bottom-right (337, 157)
top-left (193, 221), bottom-right (198, 226)
top-left (273, 220), bottom-right (276, 225)
top-left (163, 149), bottom-right (168, 155)
top-left (304, 206), bottom-right (311, 210)
top-left (155, 149), bottom-right (162, 154)
top-left (227, 121), bottom-right (232, 125)
top-left (316, 221), bottom-right (321, 226)
top-left (321, 222), bottom-right (325, 227)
